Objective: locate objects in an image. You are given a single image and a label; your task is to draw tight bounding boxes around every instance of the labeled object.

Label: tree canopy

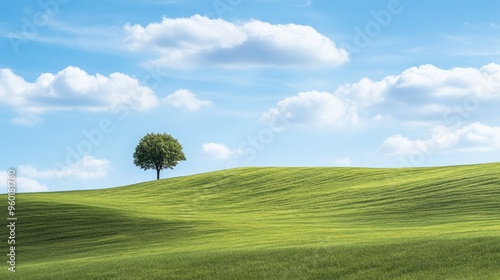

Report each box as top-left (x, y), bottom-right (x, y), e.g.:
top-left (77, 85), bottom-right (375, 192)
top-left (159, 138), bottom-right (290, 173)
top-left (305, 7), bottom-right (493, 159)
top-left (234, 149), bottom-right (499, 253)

top-left (133, 133), bottom-right (186, 180)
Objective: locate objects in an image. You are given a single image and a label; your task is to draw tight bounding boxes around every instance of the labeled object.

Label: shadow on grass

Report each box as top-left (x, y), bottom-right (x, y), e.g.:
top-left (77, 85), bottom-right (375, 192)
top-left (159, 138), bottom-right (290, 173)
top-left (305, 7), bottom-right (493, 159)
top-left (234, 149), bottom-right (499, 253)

top-left (5, 199), bottom-right (217, 263)
top-left (8, 236), bottom-right (500, 279)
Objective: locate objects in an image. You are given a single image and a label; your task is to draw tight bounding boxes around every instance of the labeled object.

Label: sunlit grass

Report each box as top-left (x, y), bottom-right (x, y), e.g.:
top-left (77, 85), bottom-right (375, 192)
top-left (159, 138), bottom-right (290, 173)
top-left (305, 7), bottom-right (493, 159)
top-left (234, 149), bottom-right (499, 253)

top-left (2, 163), bottom-right (500, 279)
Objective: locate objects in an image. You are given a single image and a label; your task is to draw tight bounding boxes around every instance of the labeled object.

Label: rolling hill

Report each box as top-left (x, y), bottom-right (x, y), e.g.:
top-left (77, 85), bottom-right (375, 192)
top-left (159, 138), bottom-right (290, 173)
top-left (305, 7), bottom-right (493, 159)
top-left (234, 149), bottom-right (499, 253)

top-left (2, 163), bottom-right (500, 279)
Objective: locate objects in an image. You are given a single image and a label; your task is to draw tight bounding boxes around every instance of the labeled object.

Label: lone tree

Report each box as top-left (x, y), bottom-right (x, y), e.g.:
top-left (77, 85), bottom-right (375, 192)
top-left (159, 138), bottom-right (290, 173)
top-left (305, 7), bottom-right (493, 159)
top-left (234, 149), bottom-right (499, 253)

top-left (133, 133), bottom-right (186, 180)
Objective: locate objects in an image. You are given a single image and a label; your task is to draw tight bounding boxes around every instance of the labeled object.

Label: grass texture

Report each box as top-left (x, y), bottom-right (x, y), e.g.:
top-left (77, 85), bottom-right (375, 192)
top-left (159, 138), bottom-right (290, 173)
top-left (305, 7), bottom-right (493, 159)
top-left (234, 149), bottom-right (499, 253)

top-left (2, 163), bottom-right (500, 279)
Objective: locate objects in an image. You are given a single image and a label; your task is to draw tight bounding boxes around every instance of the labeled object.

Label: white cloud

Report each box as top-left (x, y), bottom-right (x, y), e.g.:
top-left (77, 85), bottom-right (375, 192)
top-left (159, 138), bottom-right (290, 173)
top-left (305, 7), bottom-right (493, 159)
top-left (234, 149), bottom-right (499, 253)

top-left (261, 91), bottom-right (358, 127)
top-left (124, 15), bottom-right (348, 69)
top-left (335, 158), bottom-right (351, 166)
top-left (335, 77), bottom-right (392, 107)
top-left (395, 64), bottom-right (500, 99)
top-left (380, 122), bottom-right (500, 155)
top-left (17, 177), bottom-right (49, 192)
top-left (202, 143), bottom-right (242, 160)
top-left (19, 156), bottom-right (111, 179)
top-left (380, 134), bottom-right (446, 155)
top-left (457, 122), bottom-right (500, 150)
top-left (0, 171), bottom-right (48, 193)
top-left (0, 66), bottom-right (158, 115)
top-left (264, 64), bottom-right (500, 129)
top-left (0, 156), bottom-right (110, 193)
top-left (125, 15), bottom-right (246, 51)
top-left (335, 63), bottom-right (500, 120)
top-left (335, 64), bottom-right (500, 106)
top-left (163, 89), bottom-right (213, 111)
top-left (417, 104), bottom-right (452, 114)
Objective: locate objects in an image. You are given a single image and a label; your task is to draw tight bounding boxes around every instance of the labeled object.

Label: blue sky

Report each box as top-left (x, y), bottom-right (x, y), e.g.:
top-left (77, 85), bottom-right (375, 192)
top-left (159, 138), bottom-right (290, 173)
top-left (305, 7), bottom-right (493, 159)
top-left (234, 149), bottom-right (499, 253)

top-left (1, 0), bottom-right (500, 192)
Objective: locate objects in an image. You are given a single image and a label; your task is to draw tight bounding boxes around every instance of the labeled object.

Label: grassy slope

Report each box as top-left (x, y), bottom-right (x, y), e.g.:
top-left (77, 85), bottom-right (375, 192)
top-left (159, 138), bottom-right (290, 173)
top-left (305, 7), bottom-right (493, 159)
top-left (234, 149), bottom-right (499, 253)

top-left (2, 163), bottom-right (500, 279)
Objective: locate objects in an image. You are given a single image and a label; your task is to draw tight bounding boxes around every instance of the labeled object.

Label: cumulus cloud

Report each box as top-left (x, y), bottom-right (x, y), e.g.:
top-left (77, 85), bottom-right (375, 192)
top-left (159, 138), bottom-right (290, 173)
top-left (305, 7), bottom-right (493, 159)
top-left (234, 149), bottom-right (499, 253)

top-left (262, 63), bottom-right (500, 128)
top-left (335, 63), bottom-right (500, 108)
top-left (0, 171), bottom-right (48, 193)
top-left (163, 89), bottom-right (213, 111)
top-left (17, 177), bottom-right (49, 192)
top-left (335, 77), bottom-right (392, 107)
top-left (335, 158), bottom-right (352, 166)
top-left (394, 64), bottom-right (500, 99)
top-left (261, 91), bottom-right (358, 127)
top-left (0, 66), bottom-right (158, 115)
top-left (202, 143), bottom-right (241, 160)
top-left (0, 156), bottom-right (111, 193)
top-left (457, 123), bottom-right (500, 151)
top-left (124, 15), bottom-right (349, 69)
top-left (19, 156), bottom-right (111, 179)
top-left (380, 122), bottom-right (500, 155)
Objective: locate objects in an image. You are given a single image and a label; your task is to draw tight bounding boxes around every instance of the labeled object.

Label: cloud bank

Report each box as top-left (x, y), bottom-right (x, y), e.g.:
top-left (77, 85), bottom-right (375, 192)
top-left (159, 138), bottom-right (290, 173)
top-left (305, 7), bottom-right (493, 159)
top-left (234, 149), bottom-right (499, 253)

top-left (261, 90), bottom-right (358, 127)
top-left (381, 122), bottom-right (500, 155)
top-left (202, 143), bottom-right (242, 160)
top-left (263, 63), bottom-right (500, 127)
top-left (0, 171), bottom-right (48, 193)
top-left (19, 156), bottom-right (112, 179)
top-left (164, 89), bottom-right (213, 111)
top-left (0, 66), bottom-right (158, 116)
top-left (124, 15), bottom-right (349, 69)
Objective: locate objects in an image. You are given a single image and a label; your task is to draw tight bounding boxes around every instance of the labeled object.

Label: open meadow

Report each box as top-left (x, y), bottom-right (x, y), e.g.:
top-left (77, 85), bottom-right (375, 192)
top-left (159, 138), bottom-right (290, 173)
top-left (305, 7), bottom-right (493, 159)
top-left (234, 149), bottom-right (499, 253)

top-left (2, 163), bottom-right (500, 279)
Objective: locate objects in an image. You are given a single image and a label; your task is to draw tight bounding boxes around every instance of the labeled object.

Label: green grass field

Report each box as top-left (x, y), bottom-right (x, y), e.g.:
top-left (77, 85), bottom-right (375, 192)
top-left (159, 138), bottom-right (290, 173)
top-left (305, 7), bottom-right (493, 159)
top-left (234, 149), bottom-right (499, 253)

top-left (2, 163), bottom-right (500, 279)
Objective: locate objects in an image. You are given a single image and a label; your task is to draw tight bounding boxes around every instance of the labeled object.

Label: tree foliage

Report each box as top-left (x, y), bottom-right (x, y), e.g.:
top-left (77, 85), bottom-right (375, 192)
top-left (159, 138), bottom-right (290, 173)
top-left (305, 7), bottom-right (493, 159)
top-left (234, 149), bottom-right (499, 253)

top-left (133, 133), bottom-right (186, 180)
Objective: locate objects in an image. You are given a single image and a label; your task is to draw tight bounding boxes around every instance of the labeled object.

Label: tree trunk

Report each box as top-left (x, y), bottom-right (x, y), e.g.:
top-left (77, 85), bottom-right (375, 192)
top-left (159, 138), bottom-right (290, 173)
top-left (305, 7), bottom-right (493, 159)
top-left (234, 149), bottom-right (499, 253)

top-left (156, 169), bottom-right (160, 180)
